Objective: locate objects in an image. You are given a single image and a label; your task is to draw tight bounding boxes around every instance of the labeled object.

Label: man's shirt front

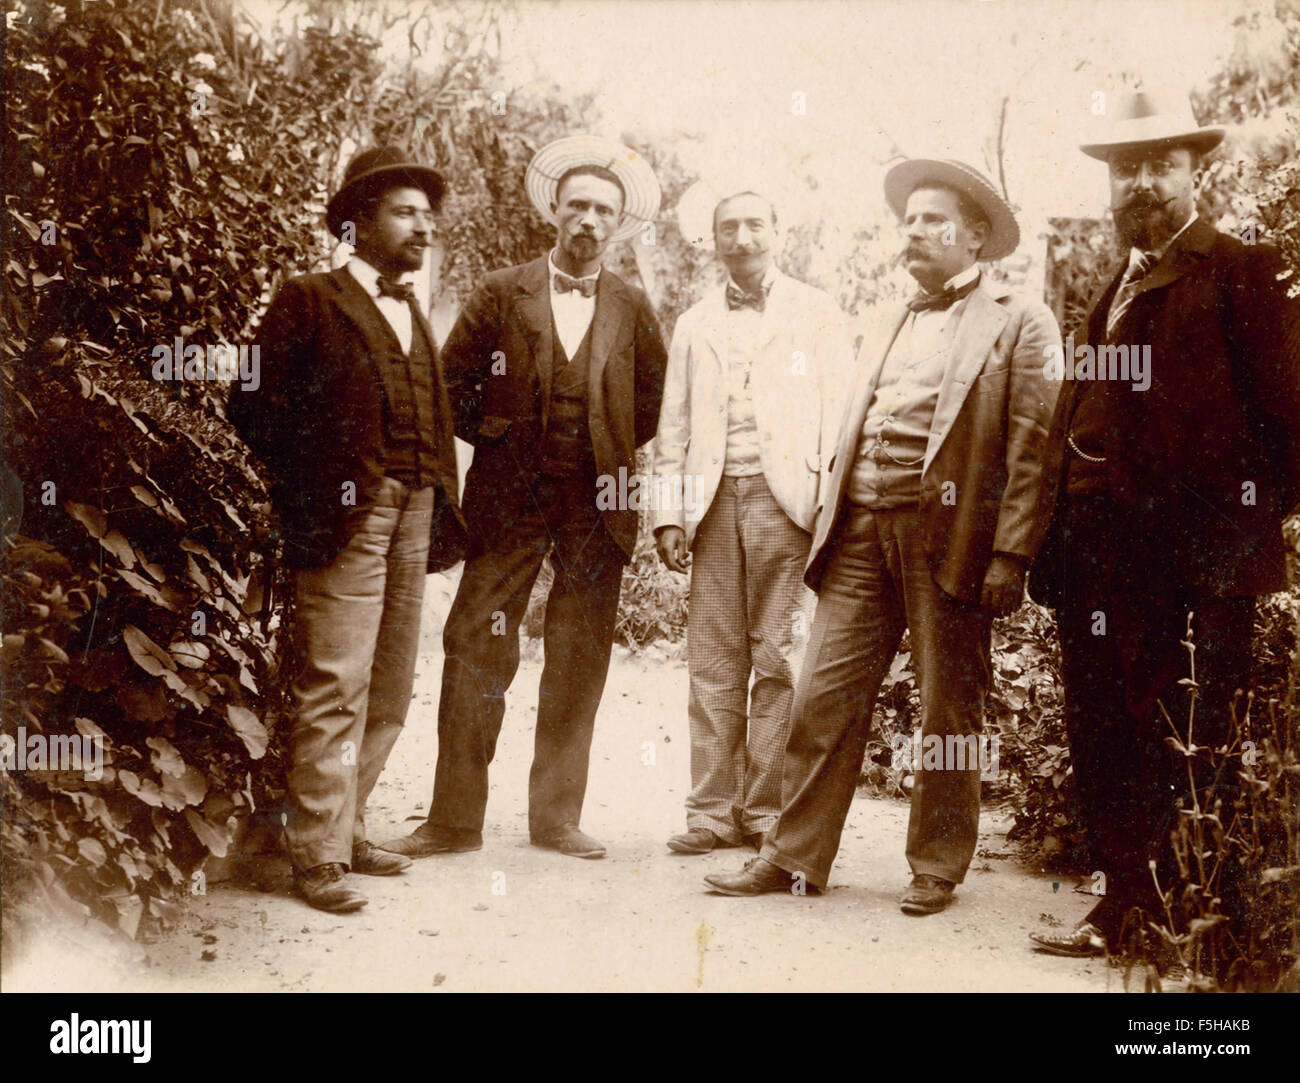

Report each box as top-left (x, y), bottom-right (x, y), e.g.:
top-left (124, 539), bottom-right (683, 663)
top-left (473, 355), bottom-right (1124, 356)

top-left (849, 264), bottom-right (980, 507)
top-left (548, 249), bottom-right (600, 360)
top-left (721, 264), bottom-right (779, 477)
top-left (347, 256), bottom-right (414, 353)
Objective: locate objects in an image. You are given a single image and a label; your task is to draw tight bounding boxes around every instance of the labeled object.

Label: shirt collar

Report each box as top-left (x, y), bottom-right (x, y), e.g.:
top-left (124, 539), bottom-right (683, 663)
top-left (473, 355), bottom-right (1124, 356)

top-left (941, 264), bottom-right (980, 293)
top-left (726, 262), bottom-right (779, 298)
top-left (347, 255), bottom-right (410, 297)
top-left (548, 249), bottom-right (601, 287)
top-left (1133, 210), bottom-right (1199, 267)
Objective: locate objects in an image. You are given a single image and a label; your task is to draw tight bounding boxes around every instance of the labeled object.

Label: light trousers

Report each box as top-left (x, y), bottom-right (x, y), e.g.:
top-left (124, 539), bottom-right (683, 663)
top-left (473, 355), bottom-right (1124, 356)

top-left (761, 505), bottom-right (991, 888)
top-left (284, 478), bottom-right (433, 869)
top-left (685, 475), bottom-right (812, 841)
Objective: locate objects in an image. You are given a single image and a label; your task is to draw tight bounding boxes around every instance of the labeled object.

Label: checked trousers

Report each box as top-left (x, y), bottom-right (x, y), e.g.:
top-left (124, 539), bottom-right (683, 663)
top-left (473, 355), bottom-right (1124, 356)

top-left (684, 474), bottom-right (813, 842)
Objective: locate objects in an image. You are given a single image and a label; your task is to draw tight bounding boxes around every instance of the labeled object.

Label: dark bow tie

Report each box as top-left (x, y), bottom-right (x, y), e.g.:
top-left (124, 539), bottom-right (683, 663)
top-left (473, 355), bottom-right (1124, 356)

top-left (906, 275), bottom-right (979, 314)
top-left (376, 277), bottom-right (415, 303)
top-left (725, 281), bottom-right (768, 313)
top-left (554, 271), bottom-right (598, 298)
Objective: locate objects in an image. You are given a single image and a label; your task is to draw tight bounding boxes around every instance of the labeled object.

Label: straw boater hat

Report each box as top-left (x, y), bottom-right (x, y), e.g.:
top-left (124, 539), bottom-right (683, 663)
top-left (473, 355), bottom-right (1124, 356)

top-left (1079, 88), bottom-right (1225, 160)
top-left (525, 134), bottom-right (661, 243)
top-left (326, 145), bottom-right (445, 239)
top-left (883, 158), bottom-right (1020, 262)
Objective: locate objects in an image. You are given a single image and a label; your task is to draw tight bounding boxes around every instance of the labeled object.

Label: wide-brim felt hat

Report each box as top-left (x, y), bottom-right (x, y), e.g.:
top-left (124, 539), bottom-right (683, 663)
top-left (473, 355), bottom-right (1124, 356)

top-left (525, 134), bottom-right (661, 243)
top-left (883, 158), bottom-right (1020, 262)
top-left (1079, 88), bottom-right (1225, 160)
top-left (326, 145), bottom-right (445, 238)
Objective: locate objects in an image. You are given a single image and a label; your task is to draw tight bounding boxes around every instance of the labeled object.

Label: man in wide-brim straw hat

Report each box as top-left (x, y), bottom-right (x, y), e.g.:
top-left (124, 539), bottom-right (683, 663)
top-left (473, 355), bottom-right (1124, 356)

top-left (652, 175), bottom-right (852, 857)
top-left (380, 134), bottom-right (668, 862)
top-left (230, 145), bottom-right (467, 912)
top-left (706, 158), bottom-right (1062, 915)
top-left (1028, 88), bottom-right (1300, 963)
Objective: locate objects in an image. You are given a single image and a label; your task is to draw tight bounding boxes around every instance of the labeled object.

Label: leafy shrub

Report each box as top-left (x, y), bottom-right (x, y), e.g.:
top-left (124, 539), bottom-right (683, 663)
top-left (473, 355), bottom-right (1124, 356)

top-left (0, 0), bottom-right (598, 952)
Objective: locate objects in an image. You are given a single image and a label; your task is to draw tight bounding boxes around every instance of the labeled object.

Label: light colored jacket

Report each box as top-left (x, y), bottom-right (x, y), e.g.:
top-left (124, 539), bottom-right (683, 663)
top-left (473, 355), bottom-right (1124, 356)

top-left (807, 276), bottom-right (1061, 604)
top-left (651, 270), bottom-right (852, 544)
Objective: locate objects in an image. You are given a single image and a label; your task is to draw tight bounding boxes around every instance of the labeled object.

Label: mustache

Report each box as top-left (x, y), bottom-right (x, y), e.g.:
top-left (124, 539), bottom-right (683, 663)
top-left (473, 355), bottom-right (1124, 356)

top-left (1113, 194), bottom-right (1177, 214)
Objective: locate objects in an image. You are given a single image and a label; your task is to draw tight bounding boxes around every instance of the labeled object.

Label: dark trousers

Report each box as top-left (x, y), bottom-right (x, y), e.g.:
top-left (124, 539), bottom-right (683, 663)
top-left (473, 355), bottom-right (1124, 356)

top-left (760, 505), bottom-right (991, 888)
top-left (427, 473), bottom-right (626, 839)
top-left (1056, 493), bottom-right (1255, 943)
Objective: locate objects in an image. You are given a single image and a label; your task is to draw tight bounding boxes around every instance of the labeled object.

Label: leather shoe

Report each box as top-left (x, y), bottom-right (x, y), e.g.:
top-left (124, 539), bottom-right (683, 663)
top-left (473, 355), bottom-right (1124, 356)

top-left (703, 857), bottom-right (800, 896)
top-left (1029, 921), bottom-right (1107, 957)
top-left (667, 828), bottom-right (735, 854)
top-left (900, 874), bottom-right (955, 915)
top-left (532, 824), bottom-right (606, 859)
top-left (292, 863), bottom-right (367, 913)
top-left (376, 824), bottom-right (483, 858)
top-left (351, 840), bottom-right (411, 876)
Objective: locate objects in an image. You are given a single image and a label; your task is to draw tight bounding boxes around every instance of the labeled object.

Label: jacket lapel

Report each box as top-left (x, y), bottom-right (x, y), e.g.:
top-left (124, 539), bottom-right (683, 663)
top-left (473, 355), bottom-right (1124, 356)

top-left (513, 257), bottom-right (554, 410)
top-left (826, 304), bottom-right (909, 507)
top-left (1130, 216), bottom-right (1217, 300)
top-left (701, 287), bottom-right (730, 373)
top-left (327, 266), bottom-right (403, 356)
top-left (589, 269), bottom-right (631, 395)
top-left (923, 282), bottom-right (1010, 475)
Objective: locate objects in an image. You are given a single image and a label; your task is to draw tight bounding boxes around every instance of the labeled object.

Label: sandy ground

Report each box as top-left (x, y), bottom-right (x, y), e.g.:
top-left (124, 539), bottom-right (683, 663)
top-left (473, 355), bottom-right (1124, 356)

top-left (7, 637), bottom-right (1130, 993)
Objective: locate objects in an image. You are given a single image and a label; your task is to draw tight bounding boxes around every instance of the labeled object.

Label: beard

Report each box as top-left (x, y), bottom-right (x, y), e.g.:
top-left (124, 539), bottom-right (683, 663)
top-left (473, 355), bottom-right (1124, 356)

top-left (1113, 195), bottom-right (1185, 251)
top-left (564, 231), bottom-right (600, 259)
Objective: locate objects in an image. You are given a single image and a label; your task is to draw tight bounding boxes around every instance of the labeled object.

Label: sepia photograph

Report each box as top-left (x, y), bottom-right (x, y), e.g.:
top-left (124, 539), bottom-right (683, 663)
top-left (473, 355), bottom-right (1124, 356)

top-left (2, 0), bottom-right (1298, 1037)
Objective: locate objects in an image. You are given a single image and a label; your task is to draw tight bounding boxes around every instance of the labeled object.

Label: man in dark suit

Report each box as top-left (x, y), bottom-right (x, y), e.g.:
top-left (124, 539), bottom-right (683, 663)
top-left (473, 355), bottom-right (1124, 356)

top-left (1028, 90), bottom-right (1300, 958)
top-left (380, 135), bottom-right (668, 860)
top-left (229, 146), bottom-right (466, 912)
top-left (704, 160), bottom-right (1060, 912)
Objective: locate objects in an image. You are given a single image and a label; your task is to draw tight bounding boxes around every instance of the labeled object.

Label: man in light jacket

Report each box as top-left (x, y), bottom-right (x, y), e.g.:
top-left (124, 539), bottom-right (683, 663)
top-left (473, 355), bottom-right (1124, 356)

top-left (653, 182), bottom-right (851, 855)
top-left (705, 160), bottom-right (1060, 914)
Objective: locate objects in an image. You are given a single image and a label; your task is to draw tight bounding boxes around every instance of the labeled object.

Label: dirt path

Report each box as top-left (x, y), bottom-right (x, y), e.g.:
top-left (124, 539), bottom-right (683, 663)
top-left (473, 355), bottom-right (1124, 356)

top-left (10, 648), bottom-right (1122, 993)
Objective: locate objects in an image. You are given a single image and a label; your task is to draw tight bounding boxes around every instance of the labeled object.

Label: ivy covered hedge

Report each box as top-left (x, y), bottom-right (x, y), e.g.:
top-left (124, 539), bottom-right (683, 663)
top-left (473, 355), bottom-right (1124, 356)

top-left (0, 0), bottom-right (587, 948)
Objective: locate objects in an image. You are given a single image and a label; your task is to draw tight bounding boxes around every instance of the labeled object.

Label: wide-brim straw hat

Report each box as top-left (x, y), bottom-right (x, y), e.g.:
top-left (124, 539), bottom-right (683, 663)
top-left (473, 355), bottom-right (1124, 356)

top-left (1079, 88), bottom-right (1225, 160)
top-left (883, 158), bottom-right (1020, 262)
top-left (326, 145), bottom-right (445, 239)
top-left (525, 134), bottom-right (661, 243)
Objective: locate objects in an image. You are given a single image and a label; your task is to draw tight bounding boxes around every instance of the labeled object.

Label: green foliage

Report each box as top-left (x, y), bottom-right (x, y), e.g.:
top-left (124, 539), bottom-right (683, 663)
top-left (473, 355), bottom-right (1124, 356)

top-left (1120, 597), bottom-right (1300, 991)
top-left (0, 0), bottom-right (596, 951)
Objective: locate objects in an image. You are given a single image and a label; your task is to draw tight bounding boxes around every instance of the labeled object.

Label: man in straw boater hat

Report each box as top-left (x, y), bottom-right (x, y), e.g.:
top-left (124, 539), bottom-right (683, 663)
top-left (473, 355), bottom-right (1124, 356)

top-left (705, 159), bottom-right (1061, 914)
top-left (653, 177), bottom-right (852, 856)
top-left (229, 146), bottom-right (466, 912)
top-left (1027, 89), bottom-right (1300, 961)
top-left (380, 135), bottom-right (667, 861)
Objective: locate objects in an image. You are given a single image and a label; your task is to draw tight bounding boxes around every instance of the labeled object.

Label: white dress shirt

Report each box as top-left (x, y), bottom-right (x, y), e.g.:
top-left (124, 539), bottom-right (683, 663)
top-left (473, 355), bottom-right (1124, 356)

top-left (721, 263), bottom-right (779, 476)
top-left (547, 249), bottom-right (599, 360)
top-left (347, 256), bottom-right (413, 353)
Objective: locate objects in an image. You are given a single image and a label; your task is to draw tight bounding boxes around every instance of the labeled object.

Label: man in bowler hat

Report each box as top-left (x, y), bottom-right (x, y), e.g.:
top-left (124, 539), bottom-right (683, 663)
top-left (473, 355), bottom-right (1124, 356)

top-left (230, 146), bottom-right (466, 912)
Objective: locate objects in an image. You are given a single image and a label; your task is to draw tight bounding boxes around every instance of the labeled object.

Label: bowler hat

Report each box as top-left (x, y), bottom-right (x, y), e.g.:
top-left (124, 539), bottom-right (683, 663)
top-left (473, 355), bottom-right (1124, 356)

top-left (326, 146), bottom-right (445, 239)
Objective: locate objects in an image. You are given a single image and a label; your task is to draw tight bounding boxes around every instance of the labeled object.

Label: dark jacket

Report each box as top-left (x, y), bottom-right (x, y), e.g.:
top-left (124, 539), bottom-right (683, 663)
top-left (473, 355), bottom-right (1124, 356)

top-left (228, 266), bottom-right (467, 571)
top-left (440, 255), bottom-right (668, 560)
top-left (1030, 219), bottom-right (1300, 606)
